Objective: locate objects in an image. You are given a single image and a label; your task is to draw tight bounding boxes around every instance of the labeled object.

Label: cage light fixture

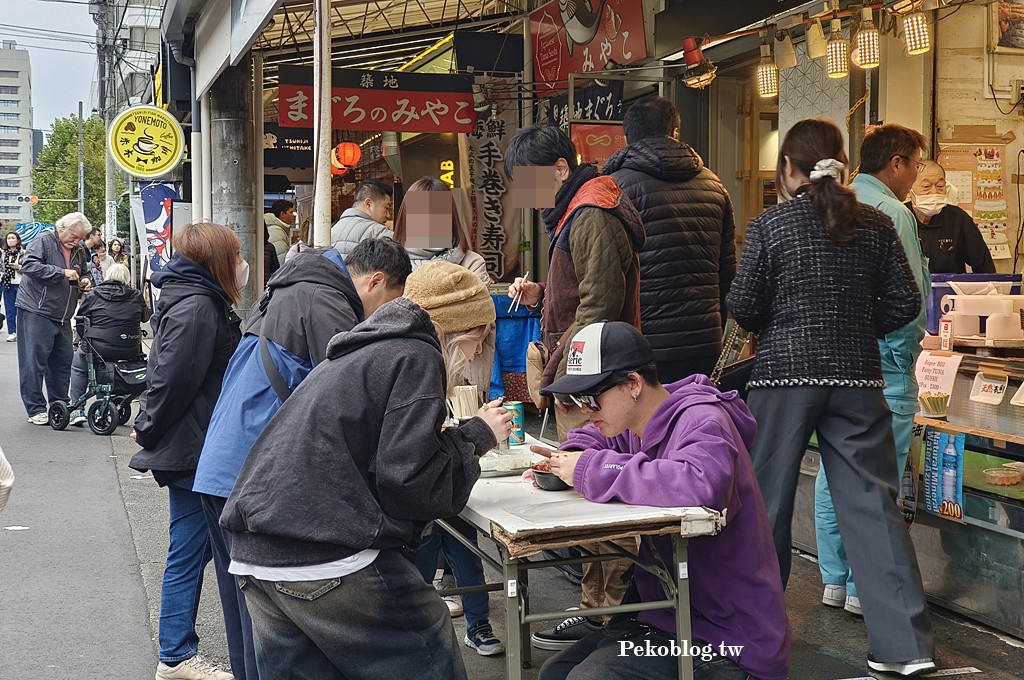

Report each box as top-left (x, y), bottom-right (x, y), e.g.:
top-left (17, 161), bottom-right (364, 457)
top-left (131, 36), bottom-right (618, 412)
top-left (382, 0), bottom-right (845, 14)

top-left (826, 18), bottom-right (848, 78)
top-left (757, 42), bottom-right (779, 97)
top-left (902, 12), bottom-right (931, 55)
top-left (806, 18), bottom-right (828, 60)
top-left (775, 31), bottom-right (798, 69)
top-left (890, 0), bottom-right (923, 15)
top-left (680, 37), bottom-right (718, 89)
top-left (854, 7), bottom-right (880, 68)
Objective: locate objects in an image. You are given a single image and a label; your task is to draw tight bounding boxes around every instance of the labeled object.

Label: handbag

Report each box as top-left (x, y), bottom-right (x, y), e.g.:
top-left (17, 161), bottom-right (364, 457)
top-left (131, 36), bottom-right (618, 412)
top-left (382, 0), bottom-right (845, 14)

top-left (525, 321), bottom-right (577, 410)
top-left (710, 322), bottom-right (756, 399)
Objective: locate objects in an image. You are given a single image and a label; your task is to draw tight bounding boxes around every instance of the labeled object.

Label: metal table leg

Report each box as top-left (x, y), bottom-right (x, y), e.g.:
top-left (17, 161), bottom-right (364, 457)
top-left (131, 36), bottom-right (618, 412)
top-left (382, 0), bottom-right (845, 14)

top-left (503, 552), bottom-right (524, 680)
top-left (674, 534), bottom-right (694, 680)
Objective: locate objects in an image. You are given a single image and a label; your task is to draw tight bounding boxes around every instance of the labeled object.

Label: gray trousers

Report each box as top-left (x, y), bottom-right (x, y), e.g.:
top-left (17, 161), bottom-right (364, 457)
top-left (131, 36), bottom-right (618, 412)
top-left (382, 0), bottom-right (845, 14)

top-left (16, 309), bottom-right (73, 417)
top-left (746, 386), bottom-right (933, 663)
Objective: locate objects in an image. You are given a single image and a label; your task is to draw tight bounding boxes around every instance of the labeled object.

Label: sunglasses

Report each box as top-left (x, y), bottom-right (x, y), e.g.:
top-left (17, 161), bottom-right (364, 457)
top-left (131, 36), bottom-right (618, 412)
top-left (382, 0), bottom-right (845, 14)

top-left (556, 382), bottom-right (619, 412)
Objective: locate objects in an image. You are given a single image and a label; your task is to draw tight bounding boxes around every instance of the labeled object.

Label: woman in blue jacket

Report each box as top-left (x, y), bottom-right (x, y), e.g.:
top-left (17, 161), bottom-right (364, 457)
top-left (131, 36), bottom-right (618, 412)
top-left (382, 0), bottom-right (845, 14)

top-left (130, 221), bottom-right (244, 680)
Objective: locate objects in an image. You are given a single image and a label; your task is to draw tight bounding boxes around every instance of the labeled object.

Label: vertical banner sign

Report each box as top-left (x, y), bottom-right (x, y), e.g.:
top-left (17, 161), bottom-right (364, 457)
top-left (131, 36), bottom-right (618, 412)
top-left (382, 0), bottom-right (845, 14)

top-left (277, 66), bottom-right (476, 133)
top-left (140, 181), bottom-right (180, 275)
top-left (938, 126), bottom-right (1017, 262)
top-left (465, 76), bottom-right (522, 282)
top-left (548, 81), bottom-right (624, 130)
top-left (922, 429), bottom-right (965, 522)
top-left (530, 0), bottom-right (648, 98)
top-left (106, 200), bottom-right (117, 240)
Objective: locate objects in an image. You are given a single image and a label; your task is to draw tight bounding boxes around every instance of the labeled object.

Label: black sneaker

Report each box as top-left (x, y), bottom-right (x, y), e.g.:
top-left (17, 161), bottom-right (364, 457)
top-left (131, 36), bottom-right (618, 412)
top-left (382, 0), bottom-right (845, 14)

top-left (530, 608), bottom-right (602, 650)
top-left (542, 548), bottom-right (584, 586)
top-left (867, 655), bottom-right (935, 676)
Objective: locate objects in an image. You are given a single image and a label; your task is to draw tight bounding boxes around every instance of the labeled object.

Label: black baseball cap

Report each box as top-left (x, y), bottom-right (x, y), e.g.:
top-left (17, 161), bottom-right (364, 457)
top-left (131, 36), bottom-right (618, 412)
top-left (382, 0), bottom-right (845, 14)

top-left (541, 321), bottom-right (653, 396)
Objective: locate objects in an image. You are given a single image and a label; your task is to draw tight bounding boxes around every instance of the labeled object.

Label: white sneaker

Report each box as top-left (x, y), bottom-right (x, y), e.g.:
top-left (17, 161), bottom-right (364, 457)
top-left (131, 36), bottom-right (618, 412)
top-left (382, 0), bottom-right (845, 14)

top-left (155, 655), bottom-right (234, 680)
top-left (822, 584), bottom-right (846, 608)
top-left (5, 332), bottom-right (15, 342)
top-left (844, 595), bottom-right (863, 616)
top-left (443, 594), bottom-right (464, 618)
top-left (867, 654), bottom-right (935, 676)
top-left (69, 410), bottom-right (86, 427)
top-left (27, 412), bottom-right (48, 426)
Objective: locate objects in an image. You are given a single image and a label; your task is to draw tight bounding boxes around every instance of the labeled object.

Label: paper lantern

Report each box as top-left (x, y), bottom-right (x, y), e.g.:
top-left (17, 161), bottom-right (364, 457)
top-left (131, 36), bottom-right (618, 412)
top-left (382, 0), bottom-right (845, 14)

top-left (335, 142), bottom-right (361, 167)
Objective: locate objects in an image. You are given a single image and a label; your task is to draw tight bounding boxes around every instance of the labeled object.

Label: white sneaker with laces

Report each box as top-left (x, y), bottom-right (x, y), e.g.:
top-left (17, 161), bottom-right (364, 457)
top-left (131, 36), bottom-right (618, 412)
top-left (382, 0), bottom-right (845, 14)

top-left (27, 412), bottom-right (48, 426)
top-left (822, 584), bottom-right (846, 607)
top-left (5, 332), bottom-right (15, 342)
top-left (155, 655), bottom-right (234, 680)
top-left (69, 410), bottom-right (86, 427)
top-left (443, 594), bottom-right (464, 618)
top-left (844, 594), bottom-right (863, 616)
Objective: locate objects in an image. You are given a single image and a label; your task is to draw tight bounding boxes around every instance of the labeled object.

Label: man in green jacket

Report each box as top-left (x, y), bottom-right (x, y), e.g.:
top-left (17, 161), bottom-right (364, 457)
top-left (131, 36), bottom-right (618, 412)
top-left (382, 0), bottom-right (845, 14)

top-left (816, 124), bottom-right (932, 648)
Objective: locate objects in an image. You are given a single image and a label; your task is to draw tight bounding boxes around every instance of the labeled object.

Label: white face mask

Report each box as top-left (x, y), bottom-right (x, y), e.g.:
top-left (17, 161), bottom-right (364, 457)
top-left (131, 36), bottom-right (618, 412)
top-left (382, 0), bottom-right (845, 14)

top-left (912, 191), bottom-right (948, 218)
top-left (235, 259), bottom-right (250, 290)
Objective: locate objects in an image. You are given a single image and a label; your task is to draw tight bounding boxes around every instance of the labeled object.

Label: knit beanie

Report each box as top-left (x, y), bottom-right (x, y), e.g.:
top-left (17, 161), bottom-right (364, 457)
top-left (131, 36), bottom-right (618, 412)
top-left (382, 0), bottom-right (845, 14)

top-left (403, 260), bottom-right (495, 334)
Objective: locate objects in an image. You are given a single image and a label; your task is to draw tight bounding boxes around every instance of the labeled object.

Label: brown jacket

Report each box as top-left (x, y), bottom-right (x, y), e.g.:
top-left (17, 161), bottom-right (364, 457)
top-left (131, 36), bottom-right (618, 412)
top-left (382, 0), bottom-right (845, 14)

top-left (540, 175), bottom-right (645, 386)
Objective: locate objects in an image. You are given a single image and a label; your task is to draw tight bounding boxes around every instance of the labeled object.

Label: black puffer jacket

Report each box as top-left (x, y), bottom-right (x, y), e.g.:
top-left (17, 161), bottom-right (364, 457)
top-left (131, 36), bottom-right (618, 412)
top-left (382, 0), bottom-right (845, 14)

top-left (604, 137), bottom-right (736, 382)
top-left (75, 281), bottom-right (151, 360)
top-left (130, 254), bottom-right (241, 480)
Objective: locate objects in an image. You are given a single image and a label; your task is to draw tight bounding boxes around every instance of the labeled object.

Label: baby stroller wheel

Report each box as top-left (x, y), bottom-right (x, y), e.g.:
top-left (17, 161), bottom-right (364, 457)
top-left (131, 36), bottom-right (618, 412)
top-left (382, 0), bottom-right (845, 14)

top-left (48, 401), bottom-right (71, 431)
top-left (117, 398), bottom-right (133, 425)
top-left (87, 400), bottom-right (119, 436)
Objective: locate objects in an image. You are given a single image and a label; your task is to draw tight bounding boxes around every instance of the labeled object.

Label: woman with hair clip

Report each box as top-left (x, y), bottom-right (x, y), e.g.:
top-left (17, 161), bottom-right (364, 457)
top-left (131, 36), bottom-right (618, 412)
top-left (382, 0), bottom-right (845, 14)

top-left (130, 221), bottom-right (246, 680)
top-left (727, 118), bottom-right (935, 676)
top-left (222, 260), bottom-right (513, 679)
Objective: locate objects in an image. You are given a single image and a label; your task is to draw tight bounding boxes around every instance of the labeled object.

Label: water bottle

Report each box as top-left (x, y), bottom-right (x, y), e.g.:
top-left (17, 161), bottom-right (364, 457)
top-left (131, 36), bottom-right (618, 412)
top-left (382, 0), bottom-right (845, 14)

top-left (941, 440), bottom-right (958, 500)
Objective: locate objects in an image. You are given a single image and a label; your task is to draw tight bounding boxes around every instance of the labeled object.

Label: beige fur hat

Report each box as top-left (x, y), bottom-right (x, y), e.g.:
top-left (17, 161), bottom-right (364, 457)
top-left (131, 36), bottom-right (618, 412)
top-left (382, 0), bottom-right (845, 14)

top-left (403, 260), bottom-right (495, 334)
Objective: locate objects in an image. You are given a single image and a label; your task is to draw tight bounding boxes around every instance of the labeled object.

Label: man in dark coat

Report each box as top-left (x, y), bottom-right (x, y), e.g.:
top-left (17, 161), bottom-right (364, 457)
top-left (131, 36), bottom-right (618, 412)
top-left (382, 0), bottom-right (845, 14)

top-left (604, 97), bottom-right (737, 382)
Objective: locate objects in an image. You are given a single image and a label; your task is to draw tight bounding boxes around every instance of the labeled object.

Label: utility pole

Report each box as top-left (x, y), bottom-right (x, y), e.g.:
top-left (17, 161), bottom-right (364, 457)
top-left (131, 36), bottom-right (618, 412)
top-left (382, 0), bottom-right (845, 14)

top-left (78, 101), bottom-right (85, 215)
top-left (103, 0), bottom-right (117, 238)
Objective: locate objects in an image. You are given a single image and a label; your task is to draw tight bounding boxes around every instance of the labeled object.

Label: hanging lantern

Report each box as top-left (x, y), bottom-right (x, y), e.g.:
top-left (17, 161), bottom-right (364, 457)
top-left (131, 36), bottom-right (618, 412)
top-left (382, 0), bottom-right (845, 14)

top-left (330, 141), bottom-right (362, 177)
top-left (774, 31), bottom-right (798, 70)
top-left (757, 43), bottom-right (779, 98)
top-left (853, 8), bottom-right (880, 69)
top-left (826, 18), bottom-right (848, 79)
top-left (902, 12), bottom-right (931, 55)
top-left (680, 37), bottom-right (717, 89)
top-left (806, 19), bottom-right (828, 60)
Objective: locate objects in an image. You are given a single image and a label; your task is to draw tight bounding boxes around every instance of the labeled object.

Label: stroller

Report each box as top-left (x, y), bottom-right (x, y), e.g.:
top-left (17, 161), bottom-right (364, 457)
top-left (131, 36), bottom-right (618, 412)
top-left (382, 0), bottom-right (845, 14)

top-left (49, 318), bottom-right (149, 436)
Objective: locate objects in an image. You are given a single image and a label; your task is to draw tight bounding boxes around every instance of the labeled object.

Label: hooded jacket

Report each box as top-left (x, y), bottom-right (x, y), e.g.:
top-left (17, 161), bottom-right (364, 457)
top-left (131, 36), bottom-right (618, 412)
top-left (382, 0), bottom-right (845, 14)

top-left (331, 207), bottom-right (389, 257)
top-left (15, 229), bottom-right (92, 323)
top-left (604, 137), bottom-right (737, 380)
top-left (264, 212), bottom-right (292, 261)
top-left (540, 169), bottom-right (646, 385)
top-left (564, 376), bottom-right (791, 680)
top-left (193, 249), bottom-right (364, 498)
top-left (222, 297), bottom-right (497, 567)
top-left (130, 254), bottom-right (241, 478)
top-left (75, 281), bottom-right (151, 360)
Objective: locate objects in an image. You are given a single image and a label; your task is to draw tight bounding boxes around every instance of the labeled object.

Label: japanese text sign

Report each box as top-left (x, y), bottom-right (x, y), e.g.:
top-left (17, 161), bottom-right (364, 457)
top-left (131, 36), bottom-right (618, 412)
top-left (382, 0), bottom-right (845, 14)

top-left (570, 123), bottom-right (628, 171)
top-left (530, 0), bottom-right (648, 97)
top-left (108, 105), bottom-right (186, 179)
top-left (278, 66), bottom-right (476, 133)
top-left (548, 81), bottom-right (624, 130)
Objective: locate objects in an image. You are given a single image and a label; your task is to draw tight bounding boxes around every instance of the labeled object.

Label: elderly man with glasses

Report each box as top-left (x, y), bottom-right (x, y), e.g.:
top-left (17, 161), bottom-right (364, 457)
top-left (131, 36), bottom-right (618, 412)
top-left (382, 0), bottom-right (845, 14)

top-left (531, 321), bottom-right (791, 680)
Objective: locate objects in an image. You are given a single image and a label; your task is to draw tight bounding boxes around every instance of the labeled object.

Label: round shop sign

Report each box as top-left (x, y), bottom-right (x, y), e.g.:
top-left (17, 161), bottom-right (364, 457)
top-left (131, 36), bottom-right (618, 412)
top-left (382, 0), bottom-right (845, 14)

top-left (108, 105), bottom-right (185, 178)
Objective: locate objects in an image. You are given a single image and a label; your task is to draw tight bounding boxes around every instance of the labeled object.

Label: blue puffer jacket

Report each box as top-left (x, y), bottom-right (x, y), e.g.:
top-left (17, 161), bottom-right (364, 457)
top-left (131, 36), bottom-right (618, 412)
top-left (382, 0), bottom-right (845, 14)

top-left (193, 248), bottom-right (364, 498)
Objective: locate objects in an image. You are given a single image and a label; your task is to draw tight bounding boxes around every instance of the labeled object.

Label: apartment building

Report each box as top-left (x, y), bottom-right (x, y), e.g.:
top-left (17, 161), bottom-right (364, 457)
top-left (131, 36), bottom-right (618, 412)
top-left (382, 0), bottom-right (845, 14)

top-left (0, 42), bottom-right (32, 224)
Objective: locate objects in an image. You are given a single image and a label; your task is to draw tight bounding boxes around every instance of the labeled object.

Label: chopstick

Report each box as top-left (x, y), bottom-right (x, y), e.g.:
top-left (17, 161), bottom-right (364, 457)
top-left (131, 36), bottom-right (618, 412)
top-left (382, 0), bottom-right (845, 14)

top-left (507, 270), bottom-right (531, 314)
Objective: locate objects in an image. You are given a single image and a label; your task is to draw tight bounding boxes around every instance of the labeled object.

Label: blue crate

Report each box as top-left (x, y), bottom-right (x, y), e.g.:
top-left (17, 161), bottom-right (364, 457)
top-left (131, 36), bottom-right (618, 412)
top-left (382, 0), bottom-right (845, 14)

top-left (926, 273), bottom-right (1022, 335)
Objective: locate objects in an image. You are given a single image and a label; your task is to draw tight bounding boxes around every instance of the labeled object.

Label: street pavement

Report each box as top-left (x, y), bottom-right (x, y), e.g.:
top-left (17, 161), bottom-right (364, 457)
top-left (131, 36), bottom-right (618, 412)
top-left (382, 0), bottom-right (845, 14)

top-left (1, 332), bottom-right (1022, 679)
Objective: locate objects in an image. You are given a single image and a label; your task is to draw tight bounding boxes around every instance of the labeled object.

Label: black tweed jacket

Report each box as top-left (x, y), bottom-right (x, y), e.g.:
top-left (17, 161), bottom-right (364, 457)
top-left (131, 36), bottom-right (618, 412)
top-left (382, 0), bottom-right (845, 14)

top-left (726, 192), bottom-right (920, 388)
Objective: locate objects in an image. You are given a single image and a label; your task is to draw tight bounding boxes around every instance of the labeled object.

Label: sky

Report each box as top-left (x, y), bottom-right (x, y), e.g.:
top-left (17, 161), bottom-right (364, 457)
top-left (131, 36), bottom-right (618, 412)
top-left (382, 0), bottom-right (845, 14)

top-left (8, 0), bottom-right (98, 133)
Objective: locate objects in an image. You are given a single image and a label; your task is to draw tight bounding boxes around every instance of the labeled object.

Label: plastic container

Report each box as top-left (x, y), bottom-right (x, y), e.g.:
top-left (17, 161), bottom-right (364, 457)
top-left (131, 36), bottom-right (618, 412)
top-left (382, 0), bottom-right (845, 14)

top-left (927, 274), bottom-right (1022, 334)
top-left (983, 467), bottom-right (1022, 486)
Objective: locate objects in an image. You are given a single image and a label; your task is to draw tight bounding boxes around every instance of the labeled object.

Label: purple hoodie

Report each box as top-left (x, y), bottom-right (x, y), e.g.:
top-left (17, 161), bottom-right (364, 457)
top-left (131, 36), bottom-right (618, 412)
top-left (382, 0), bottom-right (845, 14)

top-left (564, 375), bottom-right (791, 680)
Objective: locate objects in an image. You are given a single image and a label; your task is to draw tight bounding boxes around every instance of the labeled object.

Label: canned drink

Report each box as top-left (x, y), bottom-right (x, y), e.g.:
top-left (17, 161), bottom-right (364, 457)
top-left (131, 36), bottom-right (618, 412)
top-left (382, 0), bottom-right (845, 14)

top-left (504, 401), bottom-right (525, 445)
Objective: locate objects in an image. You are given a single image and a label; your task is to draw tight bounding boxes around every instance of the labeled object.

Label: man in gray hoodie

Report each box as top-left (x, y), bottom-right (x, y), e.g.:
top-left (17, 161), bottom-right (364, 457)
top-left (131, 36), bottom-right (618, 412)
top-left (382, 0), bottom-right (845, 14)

top-left (330, 179), bottom-right (393, 256)
top-left (16, 212), bottom-right (93, 425)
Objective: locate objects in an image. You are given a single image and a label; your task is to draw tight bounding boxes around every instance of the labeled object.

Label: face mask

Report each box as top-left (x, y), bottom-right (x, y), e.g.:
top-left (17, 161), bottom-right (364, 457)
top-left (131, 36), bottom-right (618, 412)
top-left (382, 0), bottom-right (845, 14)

top-left (912, 191), bottom-right (948, 217)
top-left (235, 259), bottom-right (250, 290)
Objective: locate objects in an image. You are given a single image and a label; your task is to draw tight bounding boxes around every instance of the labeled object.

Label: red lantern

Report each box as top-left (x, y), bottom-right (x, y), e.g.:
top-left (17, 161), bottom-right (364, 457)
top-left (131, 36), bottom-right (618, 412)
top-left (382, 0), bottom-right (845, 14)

top-left (330, 141), bottom-right (361, 176)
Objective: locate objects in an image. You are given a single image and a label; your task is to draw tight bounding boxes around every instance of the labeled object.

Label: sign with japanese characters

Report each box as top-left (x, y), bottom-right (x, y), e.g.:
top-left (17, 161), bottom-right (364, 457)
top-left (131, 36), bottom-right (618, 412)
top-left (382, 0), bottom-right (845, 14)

top-left (278, 66), bottom-right (476, 133)
top-left (548, 81), bottom-right (624, 130)
top-left (530, 0), bottom-right (648, 97)
top-left (108, 105), bottom-right (186, 179)
top-left (570, 123), bottom-right (628, 171)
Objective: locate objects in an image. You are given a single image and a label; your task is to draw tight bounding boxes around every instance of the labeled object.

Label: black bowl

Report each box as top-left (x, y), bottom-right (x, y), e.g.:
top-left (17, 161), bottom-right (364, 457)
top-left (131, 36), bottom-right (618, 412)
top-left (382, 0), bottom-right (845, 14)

top-left (532, 467), bottom-right (570, 491)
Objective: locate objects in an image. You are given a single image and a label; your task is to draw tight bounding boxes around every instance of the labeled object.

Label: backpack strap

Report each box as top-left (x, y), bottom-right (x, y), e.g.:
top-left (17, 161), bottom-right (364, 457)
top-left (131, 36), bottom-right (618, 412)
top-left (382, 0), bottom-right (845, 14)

top-left (254, 286), bottom-right (293, 402)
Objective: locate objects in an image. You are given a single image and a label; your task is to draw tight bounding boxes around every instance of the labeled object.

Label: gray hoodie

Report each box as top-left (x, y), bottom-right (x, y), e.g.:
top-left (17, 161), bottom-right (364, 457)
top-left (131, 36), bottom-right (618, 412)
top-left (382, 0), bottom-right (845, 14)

top-left (222, 296), bottom-right (497, 568)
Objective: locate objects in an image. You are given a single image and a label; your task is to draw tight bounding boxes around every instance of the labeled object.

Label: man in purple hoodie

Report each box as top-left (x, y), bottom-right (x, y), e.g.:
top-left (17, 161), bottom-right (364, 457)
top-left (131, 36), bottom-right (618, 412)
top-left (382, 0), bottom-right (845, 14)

top-left (534, 321), bottom-right (790, 680)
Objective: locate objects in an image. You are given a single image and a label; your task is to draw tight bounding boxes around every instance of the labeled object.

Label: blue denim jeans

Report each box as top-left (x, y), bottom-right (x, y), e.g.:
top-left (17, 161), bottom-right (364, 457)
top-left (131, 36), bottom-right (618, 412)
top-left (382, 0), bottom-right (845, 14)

top-left (415, 519), bottom-right (490, 633)
top-left (539, 621), bottom-right (752, 680)
top-left (814, 396), bottom-right (916, 598)
top-left (160, 476), bottom-right (214, 663)
top-left (239, 549), bottom-right (467, 680)
top-left (2, 284), bottom-right (17, 334)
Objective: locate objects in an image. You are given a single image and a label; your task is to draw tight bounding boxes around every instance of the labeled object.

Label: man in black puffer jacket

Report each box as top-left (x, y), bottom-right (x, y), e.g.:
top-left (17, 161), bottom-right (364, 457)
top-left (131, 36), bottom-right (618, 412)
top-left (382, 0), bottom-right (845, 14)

top-left (604, 97), bottom-right (736, 383)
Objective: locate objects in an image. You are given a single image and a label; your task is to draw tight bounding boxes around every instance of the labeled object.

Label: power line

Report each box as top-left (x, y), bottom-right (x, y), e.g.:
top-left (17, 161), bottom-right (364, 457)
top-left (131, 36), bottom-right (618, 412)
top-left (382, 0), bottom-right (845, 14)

top-left (0, 23), bottom-right (98, 40)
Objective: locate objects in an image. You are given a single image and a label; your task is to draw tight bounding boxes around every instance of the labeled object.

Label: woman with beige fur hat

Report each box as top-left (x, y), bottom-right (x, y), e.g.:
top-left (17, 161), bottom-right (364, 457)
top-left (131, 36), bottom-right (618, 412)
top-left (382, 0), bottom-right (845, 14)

top-left (222, 260), bottom-right (512, 679)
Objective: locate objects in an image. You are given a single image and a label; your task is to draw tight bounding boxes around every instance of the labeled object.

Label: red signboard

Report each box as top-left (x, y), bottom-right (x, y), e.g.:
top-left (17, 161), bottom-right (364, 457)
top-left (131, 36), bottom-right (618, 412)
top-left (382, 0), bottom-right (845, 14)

top-left (277, 66), bottom-right (476, 133)
top-left (530, 0), bottom-right (647, 97)
top-left (571, 123), bottom-right (628, 171)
